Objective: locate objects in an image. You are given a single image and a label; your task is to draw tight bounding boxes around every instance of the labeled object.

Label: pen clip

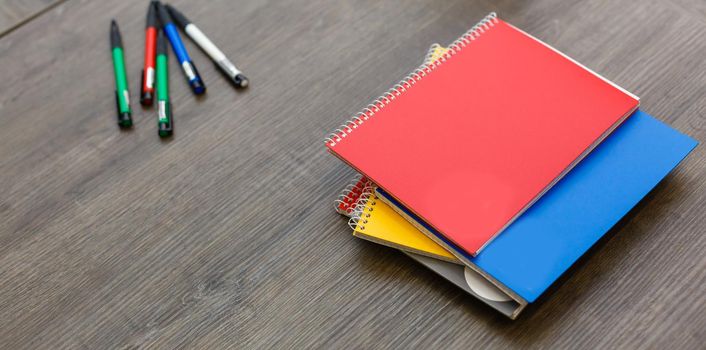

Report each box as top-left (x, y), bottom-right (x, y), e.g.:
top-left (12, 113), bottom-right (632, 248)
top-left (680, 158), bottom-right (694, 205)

top-left (114, 90), bottom-right (120, 116)
top-left (140, 69), bottom-right (145, 95)
top-left (167, 101), bottom-right (173, 127)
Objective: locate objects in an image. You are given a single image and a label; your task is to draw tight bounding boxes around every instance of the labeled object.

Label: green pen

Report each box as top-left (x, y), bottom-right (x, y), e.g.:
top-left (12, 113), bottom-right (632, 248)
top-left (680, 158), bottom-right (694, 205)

top-left (110, 20), bottom-right (132, 127)
top-left (156, 29), bottom-right (173, 137)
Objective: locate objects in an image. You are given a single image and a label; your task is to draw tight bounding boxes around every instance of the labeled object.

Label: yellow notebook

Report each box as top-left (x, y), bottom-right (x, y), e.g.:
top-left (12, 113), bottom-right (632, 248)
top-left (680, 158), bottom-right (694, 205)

top-left (351, 191), bottom-right (461, 264)
top-left (348, 44), bottom-right (460, 264)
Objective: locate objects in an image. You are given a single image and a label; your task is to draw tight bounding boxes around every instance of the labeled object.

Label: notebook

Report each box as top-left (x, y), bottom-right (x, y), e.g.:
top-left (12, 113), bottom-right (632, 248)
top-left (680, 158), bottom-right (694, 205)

top-left (377, 110), bottom-right (697, 318)
top-left (337, 43), bottom-right (462, 263)
top-left (337, 181), bottom-right (519, 316)
top-left (333, 43), bottom-right (518, 316)
top-left (325, 13), bottom-right (640, 256)
top-left (349, 191), bottom-right (459, 263)
top-left (404, 251), bottom-right (520, 317)
top-left (334, 43), bottom-right (696, 318)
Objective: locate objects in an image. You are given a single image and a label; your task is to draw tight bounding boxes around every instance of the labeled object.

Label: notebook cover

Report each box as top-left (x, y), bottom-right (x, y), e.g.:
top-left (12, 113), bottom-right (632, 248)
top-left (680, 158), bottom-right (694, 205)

top-left (350, 191), bottom-right (460, 263)
top-left (326, 14), bottom-right (640, 256)
top-left (377, 110), bottom-right (697, 302)
top-left (336, 44), bottom-right (523, 318)
top-left (342, 44), bottom-right (464, 263)
top-left (333, 43), bottom-right (449, 219)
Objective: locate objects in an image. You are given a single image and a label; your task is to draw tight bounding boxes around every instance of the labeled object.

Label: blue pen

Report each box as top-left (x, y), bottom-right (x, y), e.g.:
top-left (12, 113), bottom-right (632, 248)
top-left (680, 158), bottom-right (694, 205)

top-left (156, 2), bottom-right (206, 95)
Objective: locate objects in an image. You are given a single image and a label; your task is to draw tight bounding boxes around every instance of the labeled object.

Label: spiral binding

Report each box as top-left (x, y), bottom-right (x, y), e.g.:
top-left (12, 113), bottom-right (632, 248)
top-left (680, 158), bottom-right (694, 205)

top-left (347, 188), bottom-right (377, 231)
top-left (334, 175), bottom-right (373, 216)
top-left (423, 43), bottom-right (443, 66)
top-left (324, 12), bottom-right (498, 147)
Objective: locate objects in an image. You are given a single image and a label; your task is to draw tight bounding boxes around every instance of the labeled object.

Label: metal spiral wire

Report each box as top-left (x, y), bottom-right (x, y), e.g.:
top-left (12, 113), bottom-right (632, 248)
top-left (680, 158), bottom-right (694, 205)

top-left (347, 187), bottom-right (377, 230)
top-left (324, 12), bottom-right (498, 147)
top-left (424, 43), bottom-right (442, 66)
top-left (334, 175), bottom-right (372, 216)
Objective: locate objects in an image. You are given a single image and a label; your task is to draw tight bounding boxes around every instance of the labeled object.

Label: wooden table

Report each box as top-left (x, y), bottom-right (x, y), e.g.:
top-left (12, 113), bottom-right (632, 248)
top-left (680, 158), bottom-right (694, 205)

top-left (1, 0), bottom-right (704, 348)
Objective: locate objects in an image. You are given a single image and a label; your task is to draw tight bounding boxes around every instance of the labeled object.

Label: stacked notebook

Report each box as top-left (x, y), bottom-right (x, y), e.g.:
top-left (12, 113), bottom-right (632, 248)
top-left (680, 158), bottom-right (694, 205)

top-left (326, 13), bottom-right (697, 319)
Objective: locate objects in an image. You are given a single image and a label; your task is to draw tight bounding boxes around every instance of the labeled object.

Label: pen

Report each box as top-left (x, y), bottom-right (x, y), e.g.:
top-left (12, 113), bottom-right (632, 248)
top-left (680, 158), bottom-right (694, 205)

top-left (140, 1), bottom-right (159, 106)
top-left (110, 20), bottom-right (133, 128)
top-left (166, 4), bottom-right (249, 88)
top-left (156, 29), bottom-right (173, 137)
top-left (156, 2), bottom-right (206, 95)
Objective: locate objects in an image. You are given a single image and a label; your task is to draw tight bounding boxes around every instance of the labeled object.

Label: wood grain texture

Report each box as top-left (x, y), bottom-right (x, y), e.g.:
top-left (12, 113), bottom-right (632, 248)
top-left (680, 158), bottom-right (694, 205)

top-left (0, 0), bottom-right (64, 38)
top-left (0, 0), bottom-right (704, 348)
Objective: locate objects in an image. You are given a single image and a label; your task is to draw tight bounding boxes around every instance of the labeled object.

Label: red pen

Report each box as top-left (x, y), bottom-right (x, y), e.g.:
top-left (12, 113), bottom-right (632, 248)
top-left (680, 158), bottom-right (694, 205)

top-left (140, 1), bottom-right (158, 106)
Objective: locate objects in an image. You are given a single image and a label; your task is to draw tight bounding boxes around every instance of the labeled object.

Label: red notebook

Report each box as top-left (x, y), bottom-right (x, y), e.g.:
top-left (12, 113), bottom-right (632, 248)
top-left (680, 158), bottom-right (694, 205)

top-left (325, 13), bottom-right (639, 256)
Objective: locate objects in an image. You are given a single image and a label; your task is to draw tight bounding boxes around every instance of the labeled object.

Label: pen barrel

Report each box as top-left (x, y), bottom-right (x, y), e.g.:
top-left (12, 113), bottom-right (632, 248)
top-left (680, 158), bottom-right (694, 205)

top-left (141, 27), bottom-right (157, 106)
top-left (184, 24), bottom-right (225, 62)
top-left (156, 54), bottom-right (169, 102)
top-left (111, 47), bottom-right (130, 114)
top-left (164, 21), bottom-right (205, 95)
top-left (156, 44), bottom-right (171, 137)
top-left (184, 24), bottom-right (248, 88)
top-left (214, 58), bottom-right (241, 77)
top-left (164, 24), bottom-right (190, 63)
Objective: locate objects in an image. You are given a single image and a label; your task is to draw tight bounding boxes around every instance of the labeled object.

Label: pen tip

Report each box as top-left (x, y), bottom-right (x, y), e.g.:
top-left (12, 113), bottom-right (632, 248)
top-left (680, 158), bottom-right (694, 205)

top-left (234, 74), bottom-right (249, 88)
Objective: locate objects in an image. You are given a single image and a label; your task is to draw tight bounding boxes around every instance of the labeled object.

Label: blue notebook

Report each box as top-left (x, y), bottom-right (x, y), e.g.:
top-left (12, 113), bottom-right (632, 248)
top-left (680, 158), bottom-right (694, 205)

top-left (377, 110), bottom-right (697, 317)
